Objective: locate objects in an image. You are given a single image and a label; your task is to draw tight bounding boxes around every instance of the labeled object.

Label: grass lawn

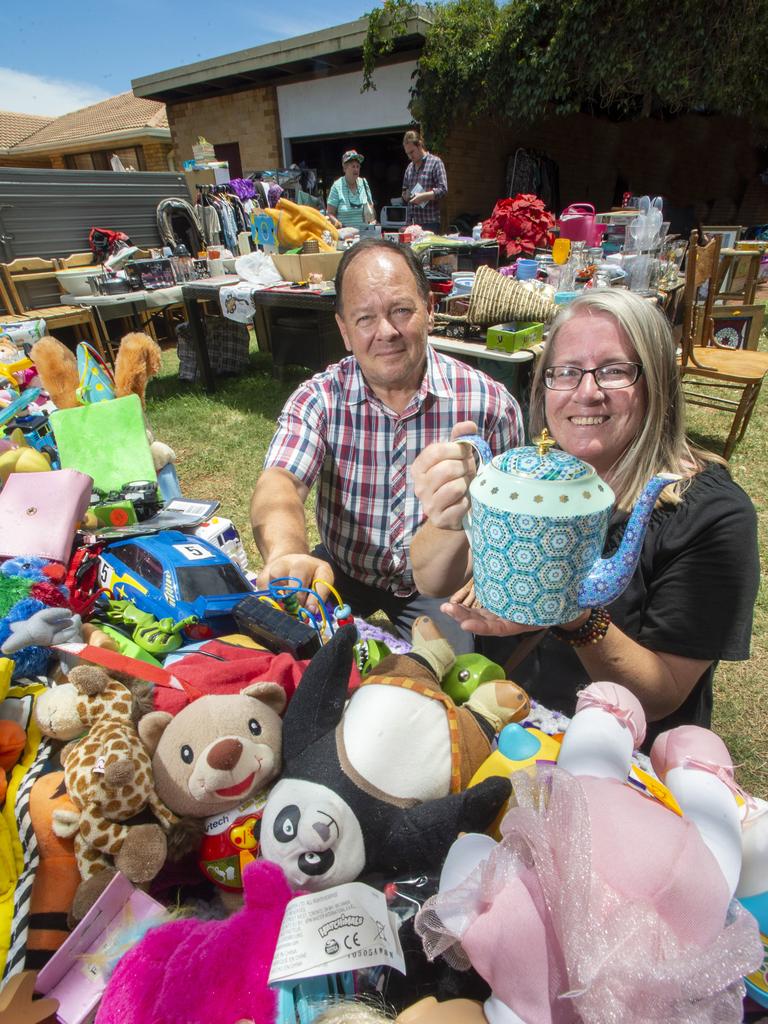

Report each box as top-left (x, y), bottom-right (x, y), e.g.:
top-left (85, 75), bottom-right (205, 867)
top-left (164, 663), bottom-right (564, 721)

top-left (146, 336), bottom-right (767, 800)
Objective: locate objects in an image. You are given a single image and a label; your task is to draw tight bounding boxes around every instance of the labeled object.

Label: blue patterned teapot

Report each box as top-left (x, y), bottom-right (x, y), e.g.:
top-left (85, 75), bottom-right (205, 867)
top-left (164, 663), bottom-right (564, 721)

top-left (460, 430), bottom-right (677, 626)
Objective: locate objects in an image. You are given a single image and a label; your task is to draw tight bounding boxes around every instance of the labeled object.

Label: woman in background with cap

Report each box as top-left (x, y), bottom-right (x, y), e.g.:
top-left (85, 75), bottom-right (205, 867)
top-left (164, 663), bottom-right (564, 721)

top-left (326, 150), bottom-right (376, 229)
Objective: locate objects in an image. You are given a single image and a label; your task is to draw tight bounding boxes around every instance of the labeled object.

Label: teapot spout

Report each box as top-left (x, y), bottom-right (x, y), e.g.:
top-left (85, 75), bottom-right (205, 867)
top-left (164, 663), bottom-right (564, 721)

top-left (578, 473), bottom-right (679, 609)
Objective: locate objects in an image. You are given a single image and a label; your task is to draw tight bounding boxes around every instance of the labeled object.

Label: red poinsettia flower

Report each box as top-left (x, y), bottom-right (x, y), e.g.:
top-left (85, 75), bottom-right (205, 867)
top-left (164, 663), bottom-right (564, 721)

top-left (481, 193), bottom-right (555, 261)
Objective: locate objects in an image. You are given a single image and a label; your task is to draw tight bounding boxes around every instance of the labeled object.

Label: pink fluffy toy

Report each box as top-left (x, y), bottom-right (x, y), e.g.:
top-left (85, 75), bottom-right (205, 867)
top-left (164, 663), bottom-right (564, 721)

top-left (95, 860), bottom-right (293, 1024)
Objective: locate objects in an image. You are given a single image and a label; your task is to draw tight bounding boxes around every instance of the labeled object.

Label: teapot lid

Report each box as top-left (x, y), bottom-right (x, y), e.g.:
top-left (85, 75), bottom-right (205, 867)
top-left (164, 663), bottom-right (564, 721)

top-left (495, 430), bottom-right (594, 481)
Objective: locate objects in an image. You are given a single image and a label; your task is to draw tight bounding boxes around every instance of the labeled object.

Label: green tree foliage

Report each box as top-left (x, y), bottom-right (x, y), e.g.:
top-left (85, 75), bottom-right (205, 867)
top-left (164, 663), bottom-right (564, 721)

top-left (363, 0), bottom-right (768, 146)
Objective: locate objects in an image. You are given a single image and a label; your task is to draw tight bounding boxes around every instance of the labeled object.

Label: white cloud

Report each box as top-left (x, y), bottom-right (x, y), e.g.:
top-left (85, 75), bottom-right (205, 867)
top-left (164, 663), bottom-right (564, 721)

top-left (0, 67), bottom-right (112, 116)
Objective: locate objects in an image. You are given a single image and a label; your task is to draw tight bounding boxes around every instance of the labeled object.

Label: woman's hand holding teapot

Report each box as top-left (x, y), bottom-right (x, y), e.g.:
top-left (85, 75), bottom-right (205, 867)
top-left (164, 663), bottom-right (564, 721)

top-left (441, 593), bottom-right (591, 637)
top-left (412, 421), bottom-right (480, 531)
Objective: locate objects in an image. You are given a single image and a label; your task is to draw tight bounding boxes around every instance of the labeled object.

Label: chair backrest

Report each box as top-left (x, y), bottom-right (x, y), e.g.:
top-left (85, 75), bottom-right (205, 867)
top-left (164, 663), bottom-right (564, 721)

top-left (680, 229), bottom-right (722, 368)
top-left (0, 256), bottom-right (63, 313)
top-left (715, 249), bottom-right (760, 304)
top-left (59, 252), bottom-right (96, 269)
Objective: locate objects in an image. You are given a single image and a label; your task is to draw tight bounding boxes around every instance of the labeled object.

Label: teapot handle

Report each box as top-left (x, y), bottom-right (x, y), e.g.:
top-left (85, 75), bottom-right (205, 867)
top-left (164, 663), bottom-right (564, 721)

top-left (455, 434), bottom-right (492, 534)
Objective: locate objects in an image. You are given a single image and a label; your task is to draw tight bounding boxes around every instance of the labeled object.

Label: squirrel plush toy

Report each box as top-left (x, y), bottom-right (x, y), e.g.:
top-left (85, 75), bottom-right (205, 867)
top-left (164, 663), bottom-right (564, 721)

top-left (30, 332), bottom-right (175, 471)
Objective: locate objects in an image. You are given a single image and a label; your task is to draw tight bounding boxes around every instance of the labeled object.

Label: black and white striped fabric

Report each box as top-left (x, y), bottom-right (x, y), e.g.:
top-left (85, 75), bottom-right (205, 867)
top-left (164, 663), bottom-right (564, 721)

top-left (3, 739), bottom-right (51, 981)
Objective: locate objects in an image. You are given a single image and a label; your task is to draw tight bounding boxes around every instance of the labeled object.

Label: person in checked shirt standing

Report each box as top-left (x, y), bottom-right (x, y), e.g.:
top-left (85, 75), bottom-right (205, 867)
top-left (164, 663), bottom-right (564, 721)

top-left (250, 239), bottom-right (522, 652)
top-left (401, 129), bottom-right (448, 234)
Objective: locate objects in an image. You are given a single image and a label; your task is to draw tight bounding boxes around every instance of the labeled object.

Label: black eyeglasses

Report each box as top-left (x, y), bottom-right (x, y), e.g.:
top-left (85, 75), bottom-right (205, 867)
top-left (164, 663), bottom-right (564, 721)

top-left (543, 362), bottom-right (643, 391)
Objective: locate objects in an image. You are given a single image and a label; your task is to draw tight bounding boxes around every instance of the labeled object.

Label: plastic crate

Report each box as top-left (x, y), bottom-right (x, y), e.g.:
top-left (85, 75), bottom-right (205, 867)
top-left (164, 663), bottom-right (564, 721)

top-left (486, 320), bottom-right (544, 353)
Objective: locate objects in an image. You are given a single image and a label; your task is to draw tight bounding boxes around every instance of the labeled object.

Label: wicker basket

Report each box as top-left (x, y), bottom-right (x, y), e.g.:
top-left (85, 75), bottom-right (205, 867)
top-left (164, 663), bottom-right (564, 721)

top-left (435, 264), bottom-right (557, 327)
top-left (301, 239), bottom-right (320, 255)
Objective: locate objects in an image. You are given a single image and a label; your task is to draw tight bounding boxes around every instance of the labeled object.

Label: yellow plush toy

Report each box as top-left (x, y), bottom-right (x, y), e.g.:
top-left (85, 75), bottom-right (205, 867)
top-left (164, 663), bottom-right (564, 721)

top-left (264, 197), bottom-right (339, 253)
top-left (0, 429), bottom-right (51, 483)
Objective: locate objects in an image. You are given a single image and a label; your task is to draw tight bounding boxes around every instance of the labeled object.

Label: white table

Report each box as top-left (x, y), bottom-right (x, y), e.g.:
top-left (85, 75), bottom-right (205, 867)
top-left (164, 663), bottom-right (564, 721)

top-left (429, 335), bottom-right (536, 365)
top-left (62, 285), bottom-right (184, 323)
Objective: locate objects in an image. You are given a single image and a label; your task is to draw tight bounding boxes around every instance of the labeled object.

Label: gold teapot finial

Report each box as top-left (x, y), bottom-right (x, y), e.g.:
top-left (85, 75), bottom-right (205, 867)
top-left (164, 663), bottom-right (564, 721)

top-left (534, 429), bottom-right (557, 457)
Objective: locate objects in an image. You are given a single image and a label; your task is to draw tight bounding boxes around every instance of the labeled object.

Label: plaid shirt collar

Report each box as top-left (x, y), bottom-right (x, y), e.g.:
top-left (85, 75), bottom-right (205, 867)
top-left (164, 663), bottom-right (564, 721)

top-left (342, 343), bottom-right (453, 409)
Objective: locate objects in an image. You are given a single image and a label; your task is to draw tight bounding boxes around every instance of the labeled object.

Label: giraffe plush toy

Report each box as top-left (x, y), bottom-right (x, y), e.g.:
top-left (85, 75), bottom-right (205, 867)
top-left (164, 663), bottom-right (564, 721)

top-left (34, 665), bottom-right (175, 914)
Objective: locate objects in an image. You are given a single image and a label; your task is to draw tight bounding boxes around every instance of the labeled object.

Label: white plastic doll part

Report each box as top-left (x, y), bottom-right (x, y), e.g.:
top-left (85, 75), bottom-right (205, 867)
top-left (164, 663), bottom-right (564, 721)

top-left (483, 995), bottom-right (527, 1024)
top-left (439, 833), bottom-right (497, 893)
top-left (436, 833), bottom-right (497, 937)
top-left (558, 681), bottom-right (646, 781)
top-left (736, 796), bottom-right (768, 900)
top-left (663, 766), bottom-right (743, 898)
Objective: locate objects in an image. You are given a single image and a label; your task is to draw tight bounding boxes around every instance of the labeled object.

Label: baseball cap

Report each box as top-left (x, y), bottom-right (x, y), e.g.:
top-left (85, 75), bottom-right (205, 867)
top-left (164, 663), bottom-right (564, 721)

top-left (342, 149), bottom-right (364, 164)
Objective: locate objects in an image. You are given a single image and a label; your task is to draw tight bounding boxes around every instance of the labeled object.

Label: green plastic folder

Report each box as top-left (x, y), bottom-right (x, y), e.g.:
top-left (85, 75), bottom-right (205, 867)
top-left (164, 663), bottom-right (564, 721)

top-left (51, 394), bottom-right (157, 493)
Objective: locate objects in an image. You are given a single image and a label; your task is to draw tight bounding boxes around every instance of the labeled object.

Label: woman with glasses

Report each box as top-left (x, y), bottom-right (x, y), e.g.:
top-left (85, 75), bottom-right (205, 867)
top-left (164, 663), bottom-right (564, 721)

top-left (326, 150), bottom-right (376, 230)
top-left (409, 289), bottom-right (758, 747)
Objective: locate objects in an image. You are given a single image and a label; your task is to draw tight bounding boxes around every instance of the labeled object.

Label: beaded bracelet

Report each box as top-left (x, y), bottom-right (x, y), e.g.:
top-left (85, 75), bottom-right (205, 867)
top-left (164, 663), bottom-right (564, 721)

top-left (551, 607), bottom-right (611, 647)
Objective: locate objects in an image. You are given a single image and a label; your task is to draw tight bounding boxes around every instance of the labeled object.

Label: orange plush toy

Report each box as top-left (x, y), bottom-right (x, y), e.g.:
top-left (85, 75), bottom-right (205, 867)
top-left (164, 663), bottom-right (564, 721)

top-left (28, 337), bottom-right (80, 410)
top-left (24, 771), bottom-right (81, 967)
top-left (113, 332), bottom-right (162, 410)
top-left (0, 721), bottom-right (27, 804)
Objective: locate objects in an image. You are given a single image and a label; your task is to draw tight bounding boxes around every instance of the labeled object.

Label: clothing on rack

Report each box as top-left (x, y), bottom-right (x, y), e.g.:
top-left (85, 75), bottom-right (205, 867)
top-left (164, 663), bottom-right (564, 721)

top-left (506, 148), bottom-right (560, 213)
top-left (228, 178), bottom-right (257, 202)
top-left (194, 185), bottom-right (251, 253)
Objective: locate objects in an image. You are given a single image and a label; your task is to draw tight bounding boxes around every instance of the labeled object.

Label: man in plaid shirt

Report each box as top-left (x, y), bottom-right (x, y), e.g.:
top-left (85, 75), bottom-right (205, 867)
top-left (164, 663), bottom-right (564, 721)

top-left (251, 239), bottom-right (522, 653)
top-left (402, 129), bottom-right (448, 234)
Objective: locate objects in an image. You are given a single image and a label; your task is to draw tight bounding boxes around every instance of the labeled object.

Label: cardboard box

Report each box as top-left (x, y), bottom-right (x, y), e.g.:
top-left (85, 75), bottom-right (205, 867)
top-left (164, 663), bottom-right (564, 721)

top-left (35, 872), bottom-right (165, 1024)
top-left (271, 252), bottom-right (343, 283)
top-left (486, 320), bottom-right (544, 353)
top-left (184, 164), bottom-right (229, 200)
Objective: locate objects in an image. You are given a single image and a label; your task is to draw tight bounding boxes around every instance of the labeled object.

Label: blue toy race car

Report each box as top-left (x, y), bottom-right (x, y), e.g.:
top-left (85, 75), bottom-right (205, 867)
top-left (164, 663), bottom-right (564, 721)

top-left (97, 530), bottom-right (254, 639)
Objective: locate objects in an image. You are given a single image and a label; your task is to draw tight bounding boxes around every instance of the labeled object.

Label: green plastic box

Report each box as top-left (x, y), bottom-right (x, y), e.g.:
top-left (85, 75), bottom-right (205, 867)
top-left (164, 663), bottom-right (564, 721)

top-left (485, 320), bottom-right (544, 353)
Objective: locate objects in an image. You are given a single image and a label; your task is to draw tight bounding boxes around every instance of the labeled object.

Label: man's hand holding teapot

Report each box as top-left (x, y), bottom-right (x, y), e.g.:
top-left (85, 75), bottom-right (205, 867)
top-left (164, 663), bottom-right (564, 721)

top-left (412, 421), bottom-right (480, 531)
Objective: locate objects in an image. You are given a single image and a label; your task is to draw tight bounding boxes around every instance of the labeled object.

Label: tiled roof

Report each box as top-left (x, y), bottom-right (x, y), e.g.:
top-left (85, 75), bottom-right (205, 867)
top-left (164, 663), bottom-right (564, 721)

top-left (0, 110), bottom-right (55, 148)
top-left (9, 92), bottom-right (168, 150)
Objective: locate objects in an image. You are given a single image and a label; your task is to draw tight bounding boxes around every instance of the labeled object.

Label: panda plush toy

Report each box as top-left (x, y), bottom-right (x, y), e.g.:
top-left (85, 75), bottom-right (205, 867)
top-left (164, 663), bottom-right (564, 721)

top-left (259, 621), bottom-right (522, 891)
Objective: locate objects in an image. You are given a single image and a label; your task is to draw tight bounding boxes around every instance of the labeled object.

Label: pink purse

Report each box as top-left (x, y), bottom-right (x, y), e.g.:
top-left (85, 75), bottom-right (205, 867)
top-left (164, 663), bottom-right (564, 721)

top-left (0, 469), bottom-right (93, 564)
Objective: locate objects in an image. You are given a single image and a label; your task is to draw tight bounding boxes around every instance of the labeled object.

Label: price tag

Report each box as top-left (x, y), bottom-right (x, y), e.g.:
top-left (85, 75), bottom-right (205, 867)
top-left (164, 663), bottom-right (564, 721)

top-left (268, 882), bottom-right (405, 984)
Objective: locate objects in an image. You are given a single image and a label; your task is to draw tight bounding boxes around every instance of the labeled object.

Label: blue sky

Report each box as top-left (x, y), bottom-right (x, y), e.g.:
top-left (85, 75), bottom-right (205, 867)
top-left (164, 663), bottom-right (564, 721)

top-left (1, 0), bottom-right (376, 115)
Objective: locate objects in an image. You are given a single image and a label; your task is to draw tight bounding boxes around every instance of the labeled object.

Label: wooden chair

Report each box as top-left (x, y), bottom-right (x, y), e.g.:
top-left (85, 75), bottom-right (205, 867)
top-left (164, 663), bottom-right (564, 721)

top-left (714, 248), bottom-right (760, 304)
top-left (0, 257), bottom-right (110, 362)
top-left (679, 230), bottom-right (768, 459)
top-left (58, 252), bottom-right (97, 269)
top-left (0, 271), bottom-right (14, 317)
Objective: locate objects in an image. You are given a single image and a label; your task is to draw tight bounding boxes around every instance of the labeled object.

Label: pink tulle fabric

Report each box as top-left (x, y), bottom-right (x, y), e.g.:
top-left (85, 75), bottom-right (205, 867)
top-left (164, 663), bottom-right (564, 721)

top-left (416, 767), bottom-right (762, 1024)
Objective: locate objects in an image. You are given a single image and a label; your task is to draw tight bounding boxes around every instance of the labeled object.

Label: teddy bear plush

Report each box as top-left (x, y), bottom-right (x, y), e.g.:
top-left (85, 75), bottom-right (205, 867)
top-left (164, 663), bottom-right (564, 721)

top-left (259, 620), bottom-right (523, 892)
top-left (33, 665), bottom-right (176, 919)
top-left (137, 681), bottom-right (286, 896)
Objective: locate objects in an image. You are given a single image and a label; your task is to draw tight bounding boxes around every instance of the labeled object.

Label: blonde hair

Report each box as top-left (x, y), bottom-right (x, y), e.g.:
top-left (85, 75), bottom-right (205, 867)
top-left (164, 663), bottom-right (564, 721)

top-left (402, 129), bottom-right (425, 147)
top-left (314, 1001), bottom-right (392, 1023)
top-left (528, 289), bottom-right (725, 511)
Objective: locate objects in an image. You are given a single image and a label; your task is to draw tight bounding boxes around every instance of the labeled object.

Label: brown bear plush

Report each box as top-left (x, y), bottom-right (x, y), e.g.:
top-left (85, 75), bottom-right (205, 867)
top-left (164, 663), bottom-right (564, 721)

top-left (137, 682), bottom-right (286, 899)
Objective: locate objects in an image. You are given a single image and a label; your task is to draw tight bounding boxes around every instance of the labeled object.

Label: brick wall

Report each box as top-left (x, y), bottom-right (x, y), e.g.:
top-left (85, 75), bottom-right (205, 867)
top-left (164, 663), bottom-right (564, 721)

top-left (141, 140), bottom-right (173, 171)
top-left (167, 87), bottom-right (282, 173)
top-left (0, 154), bottom-right (54, 168)
top-left (442, 112), bottom-right (768, 230)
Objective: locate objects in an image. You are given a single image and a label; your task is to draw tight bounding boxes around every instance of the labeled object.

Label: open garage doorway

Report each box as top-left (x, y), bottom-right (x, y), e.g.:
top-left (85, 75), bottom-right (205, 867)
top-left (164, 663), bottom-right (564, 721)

top-left (289, 131), bottom-right (407, 214)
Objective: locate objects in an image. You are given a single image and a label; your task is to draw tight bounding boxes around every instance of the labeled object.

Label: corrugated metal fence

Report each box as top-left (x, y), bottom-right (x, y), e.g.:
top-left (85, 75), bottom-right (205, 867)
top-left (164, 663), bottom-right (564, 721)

top-left (0, 168), bottom-right (190, 261)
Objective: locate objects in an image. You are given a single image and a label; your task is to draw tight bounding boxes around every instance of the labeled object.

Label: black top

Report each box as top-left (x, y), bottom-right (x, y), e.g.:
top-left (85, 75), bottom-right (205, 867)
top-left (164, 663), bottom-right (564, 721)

top-left (478, 464), bottom-right (759, 750)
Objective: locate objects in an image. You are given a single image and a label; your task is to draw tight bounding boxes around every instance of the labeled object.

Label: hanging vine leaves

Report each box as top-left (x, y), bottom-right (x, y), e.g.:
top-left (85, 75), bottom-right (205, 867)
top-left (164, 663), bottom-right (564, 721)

top-left (362, 0), bottom-right (768, 146)
top-left (362, 0), bottom-right (420, 92)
